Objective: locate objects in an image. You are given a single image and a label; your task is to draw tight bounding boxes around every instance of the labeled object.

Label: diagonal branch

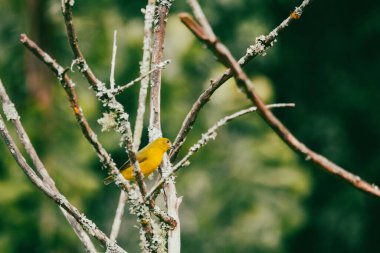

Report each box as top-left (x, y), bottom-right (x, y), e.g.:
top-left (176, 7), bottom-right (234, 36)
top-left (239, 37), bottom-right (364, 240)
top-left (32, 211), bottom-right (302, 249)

top-left (20, 34), bottom-right (131, 193)
top-left (20, 33), bottom-right (176, 250)
top-left (0, 84), bottom-right (126, 253)
top-left (182, 0), bottom-right (380, 198)
top-left (170, 0), bottom-right (312, 161)
top-left (0, 79), bottom-right (97, 253)
top-left (61, 1), bottom-right (146, 195)
top-left (109, 190), bottom-right (129, 242)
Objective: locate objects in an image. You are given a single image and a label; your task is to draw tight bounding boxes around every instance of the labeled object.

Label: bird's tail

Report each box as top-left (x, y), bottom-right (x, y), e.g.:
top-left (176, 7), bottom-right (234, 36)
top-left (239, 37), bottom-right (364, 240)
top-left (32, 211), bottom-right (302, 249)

top-left (103, 176), bottom-right (114, 185)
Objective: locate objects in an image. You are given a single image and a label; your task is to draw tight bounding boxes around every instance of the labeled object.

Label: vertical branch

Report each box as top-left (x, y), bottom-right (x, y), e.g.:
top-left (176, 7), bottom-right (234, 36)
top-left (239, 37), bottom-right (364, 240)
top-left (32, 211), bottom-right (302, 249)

top-left (109, 191), bottom-right (129, 242)
top-left (148, 1), bottom-right (166, 139)
top-left (149, 1), bottom-right (181, 253)
top-left (110, 30), bottom-right (118, 90)
top-left (110, 0), bottom-right (157, 243)
top-left (108, 28), bottom-right (127, 244)
top-left (134, 0), bottom-right (156, 150)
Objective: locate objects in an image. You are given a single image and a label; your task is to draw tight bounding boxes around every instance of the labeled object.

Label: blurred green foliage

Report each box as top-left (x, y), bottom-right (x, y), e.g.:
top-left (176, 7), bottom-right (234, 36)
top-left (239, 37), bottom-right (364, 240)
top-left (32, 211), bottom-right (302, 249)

top-left (0, 0), bottom-right (379, 252)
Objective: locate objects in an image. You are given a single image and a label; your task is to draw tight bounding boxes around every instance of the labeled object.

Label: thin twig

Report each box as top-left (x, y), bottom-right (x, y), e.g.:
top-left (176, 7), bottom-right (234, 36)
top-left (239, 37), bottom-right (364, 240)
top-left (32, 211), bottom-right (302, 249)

top-left (187, 0), bottom-right (216, 41)
top-left (170, 0), bottom-right (312, 161)
top-left (110, 30), bottom-right (118, 90)
top-left (111, 60), bottom-right (170, 95)
top-left (109, 191), bottom-right (129, 242)
top-left (184, 0), bottom-right (380, 198)
top-left (145, 103), bottom-right (296, 201)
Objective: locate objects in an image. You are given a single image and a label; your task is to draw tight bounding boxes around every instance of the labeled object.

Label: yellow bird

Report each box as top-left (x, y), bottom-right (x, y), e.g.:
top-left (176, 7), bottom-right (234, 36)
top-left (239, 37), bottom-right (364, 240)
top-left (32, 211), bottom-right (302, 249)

top-left (104, 137), bottom-right (171, 185)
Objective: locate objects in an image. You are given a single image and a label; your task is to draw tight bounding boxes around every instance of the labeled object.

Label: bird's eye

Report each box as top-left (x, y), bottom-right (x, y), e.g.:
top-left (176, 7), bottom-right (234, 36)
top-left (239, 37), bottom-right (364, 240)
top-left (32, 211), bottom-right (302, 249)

top-left (166, 139), bottom-right (170, 143)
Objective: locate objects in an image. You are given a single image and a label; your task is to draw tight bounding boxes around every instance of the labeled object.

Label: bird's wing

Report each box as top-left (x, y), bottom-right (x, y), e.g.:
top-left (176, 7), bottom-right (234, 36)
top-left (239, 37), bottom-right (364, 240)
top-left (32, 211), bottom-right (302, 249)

top-left (119, 156), bottom-right (148, 171)
top-left (119, 159), bottom-right (130, 171)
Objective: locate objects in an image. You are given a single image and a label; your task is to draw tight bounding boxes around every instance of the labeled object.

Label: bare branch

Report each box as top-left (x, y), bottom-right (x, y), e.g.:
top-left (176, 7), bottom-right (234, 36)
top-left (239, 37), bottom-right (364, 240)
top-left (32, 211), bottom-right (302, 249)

top-left (60, 1), bottom-right (145, 193)
top-left (149, 1), bottom-right (181, 252)
top-left (183, 0), bottom-right (380, 198)
top-left (0, 117), bottom-right (54, 202)
top-left (109, 191), bottom-right (129, 242)
top-left (0, 79), bottom-right (98, 253)
top-left (110, 30), bottom-right (118, 90)
top-left (0, 80), bottom-right (51, 184)
top-left (187, 0), bottom-right (216, 41)
top-left (149, 0), bottom-right (172, 140)
top-left (111, 60), bottom-right (170, 96)
top-left (62, 208), bottom-right (99, 253)
top-left (61, 0), bottom-right (146, 197)
top-left (20, 30), bottom-right (159, 250)
top-left (0, 91), bottom-right (126, 253)
top-left (226, 49), bottom-right (380, 198)
top-left (145, 103), bottom-right (296, 201)
top-left (170, 0), bottom-right (313, 161)
top-left (19, 34), bottom-right (131, 192)
top-left (134, 0), bottom-right (156, 150)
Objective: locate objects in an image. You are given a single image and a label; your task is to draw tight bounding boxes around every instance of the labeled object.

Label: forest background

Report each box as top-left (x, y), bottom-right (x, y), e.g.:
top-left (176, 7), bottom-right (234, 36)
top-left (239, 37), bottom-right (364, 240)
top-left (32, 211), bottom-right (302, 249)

top-left (0, 0), bottom-right (379, 252)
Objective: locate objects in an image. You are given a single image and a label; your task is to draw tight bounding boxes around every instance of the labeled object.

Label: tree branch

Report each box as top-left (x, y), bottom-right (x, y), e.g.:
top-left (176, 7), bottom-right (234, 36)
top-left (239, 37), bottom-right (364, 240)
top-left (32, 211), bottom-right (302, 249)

top-left (110, 30), bottom-right (118, 90)
top-left (149, 1), bottom-right (181, 253)
top-left (19, 34), bottom-right (131, 192)
top-left (182, 0), bottom-right (380, 198)
top-left (111, 60), bottom-right (170, 96)
top-left (0, 79), bottom-right (97, 253)
top-left (0, 82), bottom-right (126, 253)
top-left (134, 0), bottom-right (156, 150)
top-left (169, 0), bottom-right (312, 161)
top-left (109, 190), bottom-right (129, 243)
top-left (61, 0), bottom-right (146, 195)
